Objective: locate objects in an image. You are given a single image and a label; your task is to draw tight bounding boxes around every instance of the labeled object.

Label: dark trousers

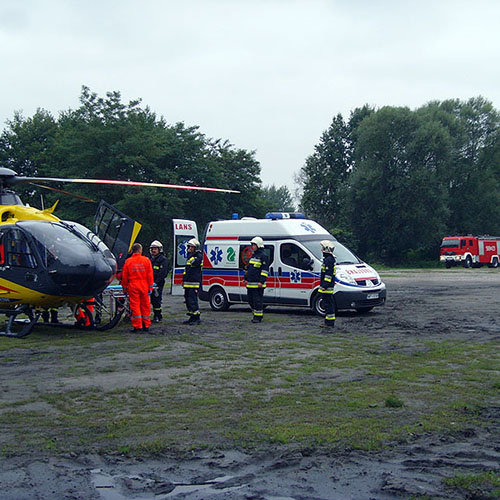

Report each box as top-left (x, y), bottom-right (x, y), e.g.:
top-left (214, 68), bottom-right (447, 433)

top-left (247, 287), bottom-right (264, 321)
top-left (322, 292), bottom-right (336, 326)
top-left (151, 283), bottom-right (164, 319)
top-left (184, 288), bottom-right (200, 317)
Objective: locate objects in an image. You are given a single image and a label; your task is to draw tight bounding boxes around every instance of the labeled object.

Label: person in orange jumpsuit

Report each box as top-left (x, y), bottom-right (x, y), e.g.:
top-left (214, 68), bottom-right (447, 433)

top-left (121, 243), bottom-right (154, 333)
top-left (74, 298), bottom-right (95, 327)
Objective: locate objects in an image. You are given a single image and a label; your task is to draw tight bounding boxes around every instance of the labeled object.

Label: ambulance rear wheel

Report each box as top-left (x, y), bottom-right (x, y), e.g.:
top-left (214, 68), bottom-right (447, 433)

top-left (209, 287), bottom-right (230, 311)
top-left (311, 293), bottom-right (326, 317)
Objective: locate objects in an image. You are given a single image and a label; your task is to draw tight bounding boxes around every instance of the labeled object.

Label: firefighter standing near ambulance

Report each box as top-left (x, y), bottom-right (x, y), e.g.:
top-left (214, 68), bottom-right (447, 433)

top-left (149, 240), bottom-right (169, 322)
top-left (182, 238), bottom-right (202, 324)
top-left (244, 236), bottom-right (269, 323)
top-left (121, 243), bottom-right (154, 333)
top-left (319, 240), bottom-right (336, 328)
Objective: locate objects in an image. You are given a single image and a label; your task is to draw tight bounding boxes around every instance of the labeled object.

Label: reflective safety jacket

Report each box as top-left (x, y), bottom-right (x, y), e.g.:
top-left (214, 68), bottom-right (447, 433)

top-left (121, 253), bottom-right (154, 294)
top-left (183, 250), bottom-right (203, 288)
top-left (245, 247), bottom-right (269, 288)
top-left (319, 253), bottom-right (336, 294)
top-left (149, 252), bottom-right (169, 286)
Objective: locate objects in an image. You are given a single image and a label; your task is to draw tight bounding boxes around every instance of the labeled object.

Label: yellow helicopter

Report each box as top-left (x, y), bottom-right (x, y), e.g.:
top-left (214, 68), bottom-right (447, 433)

top-left (0, 166), bottom-right (238, 338)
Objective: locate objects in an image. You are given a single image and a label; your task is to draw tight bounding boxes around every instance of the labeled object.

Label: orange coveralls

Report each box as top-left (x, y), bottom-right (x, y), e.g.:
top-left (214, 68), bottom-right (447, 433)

top-left (121, 253), bottom-right (154, 329)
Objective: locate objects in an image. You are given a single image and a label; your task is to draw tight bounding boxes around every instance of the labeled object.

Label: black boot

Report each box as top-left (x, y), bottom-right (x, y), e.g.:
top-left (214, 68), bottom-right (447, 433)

top-left (41, 310), bottom-right (49, 322)
top-left (50, 310), bottom-right (59, 324)
top-left (183, 315), bottom-right (200, 325)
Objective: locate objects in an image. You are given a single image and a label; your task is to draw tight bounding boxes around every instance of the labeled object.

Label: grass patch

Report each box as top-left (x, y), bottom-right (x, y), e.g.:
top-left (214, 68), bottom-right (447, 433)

top-left (444, 471), bottom-right (500, 499)
top-left (1, 322), bottom-right (499, 457)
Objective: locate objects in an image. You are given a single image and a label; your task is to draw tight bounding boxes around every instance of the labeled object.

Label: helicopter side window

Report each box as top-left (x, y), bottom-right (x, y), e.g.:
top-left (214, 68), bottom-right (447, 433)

top-left (2, 229), bottom-right (37, 269)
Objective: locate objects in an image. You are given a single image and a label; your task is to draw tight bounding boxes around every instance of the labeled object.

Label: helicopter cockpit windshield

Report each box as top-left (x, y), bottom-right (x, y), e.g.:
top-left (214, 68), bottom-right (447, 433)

top-left (16, 220), bottom-right (117, 295)
top-left (18, 221), bottom-right (103, 267)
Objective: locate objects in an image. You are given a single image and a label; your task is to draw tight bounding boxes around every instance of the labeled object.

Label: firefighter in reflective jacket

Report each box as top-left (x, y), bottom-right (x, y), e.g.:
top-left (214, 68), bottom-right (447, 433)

top-left (149, 240), bottom-right (169, 322)
top-left (183, 238), bottom-right (202, 325)
top-left (319, 240), bottom-right (336, 328)
top-left (244, 236), bottom-right (269, 323)
top-left (121, 243), bottom-right (154, 332)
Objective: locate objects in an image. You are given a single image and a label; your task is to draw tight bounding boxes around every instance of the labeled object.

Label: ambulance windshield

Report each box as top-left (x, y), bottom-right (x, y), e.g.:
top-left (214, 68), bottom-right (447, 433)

top-left (302, 239), bottom-right (360, 264)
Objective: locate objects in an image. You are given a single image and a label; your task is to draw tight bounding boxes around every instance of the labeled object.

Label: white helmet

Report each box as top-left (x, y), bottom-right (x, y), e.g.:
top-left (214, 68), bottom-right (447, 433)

top-left (150, 240), bottom-right (163, 250)
top-left (187, 238), bottom-right (200, 250)
top-left (250, 236), bottom-right (264, 248)
top-left (320, 240), bottom-right (335, 254)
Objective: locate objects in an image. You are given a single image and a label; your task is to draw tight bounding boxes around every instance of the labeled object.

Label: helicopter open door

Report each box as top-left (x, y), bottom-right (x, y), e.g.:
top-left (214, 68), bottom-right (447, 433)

top-left (172, 219), bottom-right (198, 296)
top-left (94, 201), bottom-right (142, 271)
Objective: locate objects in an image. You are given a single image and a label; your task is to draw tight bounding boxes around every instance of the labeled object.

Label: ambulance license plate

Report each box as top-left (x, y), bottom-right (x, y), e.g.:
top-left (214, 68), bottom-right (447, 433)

top-left (366, 293), bottom-right (379, 300)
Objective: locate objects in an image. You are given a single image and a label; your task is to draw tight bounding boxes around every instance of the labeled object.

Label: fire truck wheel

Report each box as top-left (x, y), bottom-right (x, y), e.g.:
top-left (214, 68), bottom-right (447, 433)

top-left (209, 286), bottom-right (230, 311)
top-left (488, 257), bottom-right (499, 268)
top-left (311, 293), bottom-right (326, 317)
top-left (445, 261), bottom-right (452, 269)
top-left (463, 256), bottom-right (472, 268)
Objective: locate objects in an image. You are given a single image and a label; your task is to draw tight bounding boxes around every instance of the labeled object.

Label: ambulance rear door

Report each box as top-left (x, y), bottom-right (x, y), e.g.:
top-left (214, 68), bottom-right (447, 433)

top-left (172, 219), bottom-right (198, 296)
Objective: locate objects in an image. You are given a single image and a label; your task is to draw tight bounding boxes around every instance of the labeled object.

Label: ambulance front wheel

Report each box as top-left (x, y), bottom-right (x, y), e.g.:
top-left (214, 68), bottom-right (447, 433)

top-left (311, 293), bottom-right (326, 317)
top-left (209, 287), bottom-right (230, 311)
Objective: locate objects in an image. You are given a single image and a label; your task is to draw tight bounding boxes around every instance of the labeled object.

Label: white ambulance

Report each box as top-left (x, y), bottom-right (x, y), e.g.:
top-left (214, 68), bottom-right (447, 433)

top-left (171, 213), bottom-right (386, 315)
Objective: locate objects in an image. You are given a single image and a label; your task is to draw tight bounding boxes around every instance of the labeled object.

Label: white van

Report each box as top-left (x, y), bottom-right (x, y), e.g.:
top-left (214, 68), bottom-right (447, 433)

top-left (171, 213), bottom-right (386, 315)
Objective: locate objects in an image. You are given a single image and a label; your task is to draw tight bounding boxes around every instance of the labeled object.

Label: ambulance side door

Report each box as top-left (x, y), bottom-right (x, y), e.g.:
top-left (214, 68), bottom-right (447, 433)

top-left (171, 219), bottom-right (199, 296)
top-left (262, 243), bottom-right (277, 303)
top-left (275, 241), bottom-right (314, 305)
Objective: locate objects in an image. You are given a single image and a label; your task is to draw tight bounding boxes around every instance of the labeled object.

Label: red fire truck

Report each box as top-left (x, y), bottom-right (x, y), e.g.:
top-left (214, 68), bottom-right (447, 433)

top-left (440, 235), bottom-right (500, 268)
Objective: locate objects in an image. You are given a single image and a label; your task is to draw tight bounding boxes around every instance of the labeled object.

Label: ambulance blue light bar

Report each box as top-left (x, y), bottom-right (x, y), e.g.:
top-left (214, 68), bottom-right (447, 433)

top-left (265, 212), bottom-right (306, 220)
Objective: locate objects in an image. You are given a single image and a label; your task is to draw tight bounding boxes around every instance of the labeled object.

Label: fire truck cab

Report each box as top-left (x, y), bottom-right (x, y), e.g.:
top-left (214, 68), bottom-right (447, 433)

top-left (172, 213), bottom-right (386, 315)
top-left (440, 235), bottom-right (500, 268)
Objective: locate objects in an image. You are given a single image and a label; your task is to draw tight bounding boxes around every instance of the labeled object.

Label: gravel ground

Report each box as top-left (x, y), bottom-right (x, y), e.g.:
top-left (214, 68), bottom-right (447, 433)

top-left (1, 269), bottom-right (500, 500)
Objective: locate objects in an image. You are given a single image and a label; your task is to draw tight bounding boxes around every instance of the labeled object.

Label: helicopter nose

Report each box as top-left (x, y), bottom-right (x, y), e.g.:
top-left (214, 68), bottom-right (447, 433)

top-left (47, 253), bottom-right (116, 296)
top-left (91, 256), bottom-right (116, 292)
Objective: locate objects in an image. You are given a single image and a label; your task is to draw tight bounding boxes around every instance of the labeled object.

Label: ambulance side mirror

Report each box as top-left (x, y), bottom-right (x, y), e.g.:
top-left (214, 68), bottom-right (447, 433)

top-left (302, 257), bottom-right (314, 271)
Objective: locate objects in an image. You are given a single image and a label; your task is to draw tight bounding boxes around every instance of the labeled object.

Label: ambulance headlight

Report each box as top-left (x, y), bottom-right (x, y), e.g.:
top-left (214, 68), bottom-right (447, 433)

top-left (336, 269), bottom-right (357, 285)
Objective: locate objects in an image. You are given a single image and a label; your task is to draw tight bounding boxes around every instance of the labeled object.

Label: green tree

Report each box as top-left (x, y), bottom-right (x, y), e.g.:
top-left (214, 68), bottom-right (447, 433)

top-left (350, 106), bottom-right (450, 263)
top-left (259, 184), bottom-right (295, 214)
top-left (419, 97), bottom-right (500, 235)
top-left (0, 109), bottom-right (58, 203)
top-left (298, 106), bottom-right (374, 247)
top-left (299, 114), bottom-right (351, 227)
top-left (0, 87), bottom-right (262, 254)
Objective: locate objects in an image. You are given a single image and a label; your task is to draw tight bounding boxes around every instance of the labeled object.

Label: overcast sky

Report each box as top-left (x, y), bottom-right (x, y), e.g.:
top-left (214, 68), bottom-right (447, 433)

top-left (1, 0), bottom-right (500, 192)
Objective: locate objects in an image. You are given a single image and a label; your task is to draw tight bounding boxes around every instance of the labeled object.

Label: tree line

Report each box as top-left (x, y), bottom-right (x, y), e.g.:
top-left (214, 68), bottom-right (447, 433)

top-left (298, 97), bottom-right (500, 264)
top-left (3, 88), bottom-right (497, 266)
top-left (0, 87), bottom-right (293, 254)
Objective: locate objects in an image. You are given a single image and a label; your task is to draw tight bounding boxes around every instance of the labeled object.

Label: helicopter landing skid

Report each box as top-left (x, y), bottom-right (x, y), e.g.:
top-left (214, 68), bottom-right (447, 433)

top-left (0, 305), bottom-right (41, 338)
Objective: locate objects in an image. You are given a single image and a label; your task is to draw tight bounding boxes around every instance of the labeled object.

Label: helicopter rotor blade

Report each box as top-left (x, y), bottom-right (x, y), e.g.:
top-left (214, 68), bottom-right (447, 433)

top-left (17, 177), bottom-right (240, 194)
top-left (29, 183), bottom-right (96, 202)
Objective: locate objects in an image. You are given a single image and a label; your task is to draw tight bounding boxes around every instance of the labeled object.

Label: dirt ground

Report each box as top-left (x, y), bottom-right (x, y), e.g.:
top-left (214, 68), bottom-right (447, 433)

top-left (1, 269), bottom-right (500, 500)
